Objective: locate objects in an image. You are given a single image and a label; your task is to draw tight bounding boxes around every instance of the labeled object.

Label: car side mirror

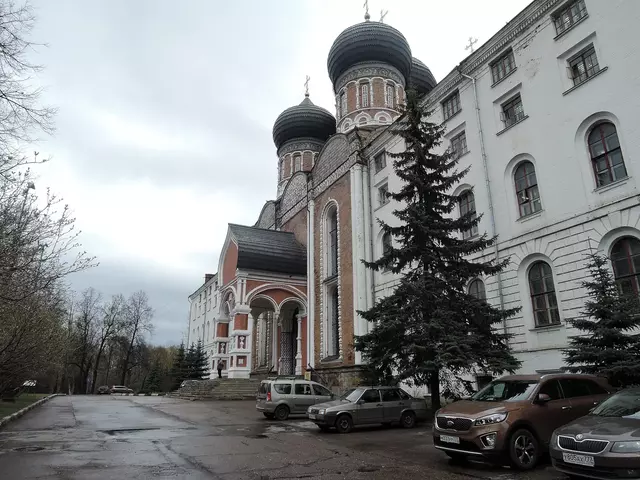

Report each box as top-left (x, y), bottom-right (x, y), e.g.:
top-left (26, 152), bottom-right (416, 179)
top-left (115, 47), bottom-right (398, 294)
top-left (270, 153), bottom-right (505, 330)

top-left (536, 393), bottom-right (551, 404)
top-left (357, 399), bottom-right (365, 405)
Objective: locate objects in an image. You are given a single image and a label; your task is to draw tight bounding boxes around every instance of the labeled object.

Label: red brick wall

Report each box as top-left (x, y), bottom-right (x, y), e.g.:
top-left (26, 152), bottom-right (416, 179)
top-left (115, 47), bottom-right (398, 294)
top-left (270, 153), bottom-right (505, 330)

top-left (313, 172), bottom-right (354, 366)
top-left (222, 241), bottom-right (238, 286)
top-left (281, 208), bottom-right (307, 247)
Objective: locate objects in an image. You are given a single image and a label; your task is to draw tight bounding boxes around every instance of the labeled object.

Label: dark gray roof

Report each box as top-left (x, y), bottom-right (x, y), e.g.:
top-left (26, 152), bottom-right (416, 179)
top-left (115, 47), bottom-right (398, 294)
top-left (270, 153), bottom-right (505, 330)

top-left (409, 57), bottom-right (436, 97)
top-left (272, 95), bottom-right (336, 151)
top-left (327, 20), bottom-right (412, 86)
top-left (229, 224), bottom-right (306, 276)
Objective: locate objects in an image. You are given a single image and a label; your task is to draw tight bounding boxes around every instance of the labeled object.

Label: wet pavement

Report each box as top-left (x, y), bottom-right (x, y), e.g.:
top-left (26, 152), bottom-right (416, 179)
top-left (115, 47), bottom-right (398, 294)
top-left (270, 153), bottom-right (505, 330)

top-left (0, 395), bottom-right (568, 479)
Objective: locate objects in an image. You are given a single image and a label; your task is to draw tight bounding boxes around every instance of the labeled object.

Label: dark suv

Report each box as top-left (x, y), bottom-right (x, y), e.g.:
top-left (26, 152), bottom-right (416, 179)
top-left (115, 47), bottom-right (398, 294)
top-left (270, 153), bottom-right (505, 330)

top-left (433, 373), bottom-right (613, 470)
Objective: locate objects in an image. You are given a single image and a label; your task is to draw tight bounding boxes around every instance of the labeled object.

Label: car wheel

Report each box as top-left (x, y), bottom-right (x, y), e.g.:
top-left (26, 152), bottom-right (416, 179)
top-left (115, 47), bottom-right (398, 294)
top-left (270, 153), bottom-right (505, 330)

top-left (263, 413), bottom-right (274, 419)
top-left (335, 414), bottom-right (353, 434)
top-left (274, 405), bottom-right (289, 421)
top-left (400, 411), bottom-right (416, 429)
top-left (508, 428), bottom-right (539, 470)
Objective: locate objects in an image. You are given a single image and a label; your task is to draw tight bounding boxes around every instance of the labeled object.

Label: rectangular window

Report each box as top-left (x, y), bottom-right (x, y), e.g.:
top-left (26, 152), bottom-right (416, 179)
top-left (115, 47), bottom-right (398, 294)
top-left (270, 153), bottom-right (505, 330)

top-left (374, 151), bottom-right (387, 173)
top-left (569, 45), bottom-right (600, 86)
top-left (451, 131), bottom-right (468, 159)
top-left (491, 50), bottom-right (516, 85)
top-left (378, 183), bottom-right (389, 207)
top-left (553, 0), bottom-right (588, 36)
top-left (442, 92), bottom-right (460, 120)
top-left (361, 84), bottom-right (369, 108)
top-left (501, 94), bottom-right (525, 128)
top-left (329, 289), bottom-right (340, 356)
top-left (294, 155), bottom-right (301, 172)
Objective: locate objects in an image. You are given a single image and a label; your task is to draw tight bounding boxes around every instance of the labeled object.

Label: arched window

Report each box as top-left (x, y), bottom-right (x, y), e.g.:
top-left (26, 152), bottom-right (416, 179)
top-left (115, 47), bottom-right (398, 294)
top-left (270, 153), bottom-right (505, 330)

top-left (610, 237), bottom-right (640, 297)
top-left (514, 161), bottom-right (541, 217)
top-left (588, 122), bottom-right (626, 187)
top-left (382, 232), bottom-right (392, 272)
top-left (458, 190), bottom-right (478, 239)
top-left (294, 155), bottom-right (301, 172)
top-left (468, 279), bottom-right (486, 300)
top-left (340, 91), bottom-right (347, 117)
top-left (528, 261), bottom-right (560, 327)
top-left (386, 85), bottom-right (395, 107)
top-left (361, 83), bottom-right (369, 108)
top-left (327, 287), bottom-right (340, 358)
top-left (326, 205), bottom-right (338, 278)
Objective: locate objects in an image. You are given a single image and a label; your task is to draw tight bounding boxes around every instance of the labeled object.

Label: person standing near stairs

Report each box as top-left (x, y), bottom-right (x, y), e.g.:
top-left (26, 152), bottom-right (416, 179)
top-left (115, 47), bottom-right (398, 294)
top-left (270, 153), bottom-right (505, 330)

top-left (217, 360), bottom-right (223, 378)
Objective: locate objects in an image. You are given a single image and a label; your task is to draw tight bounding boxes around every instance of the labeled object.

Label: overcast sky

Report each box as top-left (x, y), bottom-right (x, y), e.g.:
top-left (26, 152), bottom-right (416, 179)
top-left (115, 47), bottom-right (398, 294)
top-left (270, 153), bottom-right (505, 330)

top-left (27, 0), bottom-right (532, 345)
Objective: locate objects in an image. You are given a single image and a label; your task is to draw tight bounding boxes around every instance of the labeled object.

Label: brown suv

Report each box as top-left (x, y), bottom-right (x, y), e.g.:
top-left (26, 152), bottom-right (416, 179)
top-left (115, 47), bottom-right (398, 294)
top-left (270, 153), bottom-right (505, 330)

top-left (433, 373), bottom-right (613, 470)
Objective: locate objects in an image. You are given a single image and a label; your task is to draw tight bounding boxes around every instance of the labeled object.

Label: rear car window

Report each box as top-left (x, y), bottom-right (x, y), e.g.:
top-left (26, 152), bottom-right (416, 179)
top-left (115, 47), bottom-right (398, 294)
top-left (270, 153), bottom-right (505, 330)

top-left (381, 389), bottom-right (401, 401)
top-left (294, 383), bottom-right (312, 395)
top-left (560, 378), bottom-right (606, 398)
top-left (273, 383), bottom-right (292, 394)
top-left (258, 382), bottom-right (270, 394)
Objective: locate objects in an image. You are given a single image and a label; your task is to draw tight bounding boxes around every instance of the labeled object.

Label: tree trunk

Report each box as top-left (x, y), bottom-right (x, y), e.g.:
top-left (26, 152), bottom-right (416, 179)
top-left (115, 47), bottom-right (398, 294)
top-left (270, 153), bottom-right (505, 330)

top-left (90, 341), bottom-right (107, 393)
top-left (120, 331), bottom-right (137, 385)
top-left (429, 370), bottom-right (441, 411)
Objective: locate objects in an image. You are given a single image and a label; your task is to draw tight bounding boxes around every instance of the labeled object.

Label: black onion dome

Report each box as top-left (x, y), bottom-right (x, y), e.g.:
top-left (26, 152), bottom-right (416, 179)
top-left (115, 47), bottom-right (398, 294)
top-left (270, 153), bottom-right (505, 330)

top-left (327, 21), bottom-right (412, 86)
top-left (272, 95), bottom-right (336, 151)
top-left (409, 57), bottom-right (437, 96)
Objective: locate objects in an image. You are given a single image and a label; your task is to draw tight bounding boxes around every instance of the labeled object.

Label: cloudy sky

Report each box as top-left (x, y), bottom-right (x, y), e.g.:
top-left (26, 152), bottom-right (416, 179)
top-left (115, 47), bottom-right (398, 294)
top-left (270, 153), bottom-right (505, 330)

top-left (26, 0), bottom-right (531, 345)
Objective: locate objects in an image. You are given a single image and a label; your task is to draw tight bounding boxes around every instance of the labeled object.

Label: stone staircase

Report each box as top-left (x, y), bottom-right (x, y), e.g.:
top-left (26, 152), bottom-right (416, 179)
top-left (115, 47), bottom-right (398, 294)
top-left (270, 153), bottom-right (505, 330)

top-left (168, 378), bottom-right (261, 401)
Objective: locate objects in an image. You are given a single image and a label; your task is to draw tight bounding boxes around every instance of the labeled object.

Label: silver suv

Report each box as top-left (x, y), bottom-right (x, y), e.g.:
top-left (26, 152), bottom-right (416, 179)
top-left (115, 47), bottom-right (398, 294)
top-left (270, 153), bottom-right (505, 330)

top-left (256, 376), bottom-right (334, 420)
top-left (308, 386), bottom-right (429, 433)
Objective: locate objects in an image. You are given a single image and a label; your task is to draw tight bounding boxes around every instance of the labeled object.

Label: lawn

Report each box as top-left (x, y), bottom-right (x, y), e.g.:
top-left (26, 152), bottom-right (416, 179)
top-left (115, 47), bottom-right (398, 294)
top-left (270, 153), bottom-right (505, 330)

top-left (0, 393), bottom-right (49, 418)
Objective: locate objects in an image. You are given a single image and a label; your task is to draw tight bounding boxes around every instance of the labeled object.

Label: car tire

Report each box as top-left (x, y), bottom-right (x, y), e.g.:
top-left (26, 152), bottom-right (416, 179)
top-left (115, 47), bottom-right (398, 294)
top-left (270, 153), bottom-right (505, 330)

top-left (335, 414), bottom-right (353, 434)
top-left (274, 405), bottom-right (289, 421)
top-left (508, 428), bottom-right (539, 470)
top-left (263, 413), bottom-right (274, 419)
top-left (400, 411), bottom-right (416, 429)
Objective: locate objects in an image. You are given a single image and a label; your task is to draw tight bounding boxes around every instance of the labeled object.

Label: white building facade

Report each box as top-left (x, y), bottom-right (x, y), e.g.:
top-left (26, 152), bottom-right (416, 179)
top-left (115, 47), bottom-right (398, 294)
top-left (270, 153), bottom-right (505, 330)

top-left (364, 0), bottom-right (640, 379)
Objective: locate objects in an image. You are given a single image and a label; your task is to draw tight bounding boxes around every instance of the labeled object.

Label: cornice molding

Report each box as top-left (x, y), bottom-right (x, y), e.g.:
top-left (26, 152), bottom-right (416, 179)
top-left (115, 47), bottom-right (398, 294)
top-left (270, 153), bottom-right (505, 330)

top-left (278, 138), bottom-right (325, 157)
top-left (335, 62), bottom-right (405, 93)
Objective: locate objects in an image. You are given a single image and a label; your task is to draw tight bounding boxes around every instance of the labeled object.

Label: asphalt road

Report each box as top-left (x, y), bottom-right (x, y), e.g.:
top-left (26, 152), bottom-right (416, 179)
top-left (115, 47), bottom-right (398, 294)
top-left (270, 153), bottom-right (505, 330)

top-left (0, 395), bottom-right (569, 479)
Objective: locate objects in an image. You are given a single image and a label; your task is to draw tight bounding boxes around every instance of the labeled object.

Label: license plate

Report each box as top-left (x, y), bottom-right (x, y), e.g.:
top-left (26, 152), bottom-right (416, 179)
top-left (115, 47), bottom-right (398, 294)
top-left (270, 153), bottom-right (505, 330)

top-left (309, 414), bottom-right (316, 420)
top-left (562, 452), bottom-right (595, 467)
top-left (440, 435), bottom-right (460, 444)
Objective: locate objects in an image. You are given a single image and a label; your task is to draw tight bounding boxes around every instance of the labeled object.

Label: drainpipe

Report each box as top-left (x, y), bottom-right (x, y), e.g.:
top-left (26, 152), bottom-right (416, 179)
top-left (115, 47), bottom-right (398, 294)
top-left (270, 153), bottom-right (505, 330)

top-left (456, 66), bottom-right (507, 336)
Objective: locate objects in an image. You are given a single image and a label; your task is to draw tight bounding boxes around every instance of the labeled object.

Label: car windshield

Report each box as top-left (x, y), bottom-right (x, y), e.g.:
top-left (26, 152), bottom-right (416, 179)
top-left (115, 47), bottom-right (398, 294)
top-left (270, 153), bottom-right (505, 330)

top-left (591, 390), bottom-right (640, 419)
top-left (340, 388), bottom-right (364, 402)
top-left (471, 380), bottom-right (539, 402)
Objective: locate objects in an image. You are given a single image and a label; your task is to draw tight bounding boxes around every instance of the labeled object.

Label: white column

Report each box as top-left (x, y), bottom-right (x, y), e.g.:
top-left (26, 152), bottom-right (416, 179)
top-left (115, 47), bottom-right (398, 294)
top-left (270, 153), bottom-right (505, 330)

top-left (369, 79), bottom-right (374, 107)
top-left (363, 163), bottom-right (374, 317)
top-left (351, 164), bottom-right (368, 365)
top-left (307, 199), bottom-right (315, 369)
top-left (295, 314), bottom-right (303, 375)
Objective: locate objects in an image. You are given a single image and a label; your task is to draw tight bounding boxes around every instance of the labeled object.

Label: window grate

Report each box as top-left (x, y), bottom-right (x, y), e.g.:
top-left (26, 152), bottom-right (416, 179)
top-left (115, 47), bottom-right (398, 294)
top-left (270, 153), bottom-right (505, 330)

top-left (553, 0), bottom-right (588, 36)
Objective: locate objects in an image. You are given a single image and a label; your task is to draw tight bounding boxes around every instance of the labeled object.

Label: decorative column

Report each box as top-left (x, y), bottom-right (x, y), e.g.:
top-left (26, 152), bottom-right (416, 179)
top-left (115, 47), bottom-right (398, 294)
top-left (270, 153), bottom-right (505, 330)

top-left (228, 304), bottom-right (252, 379)
top-left (307, 199), bottom-right (315, 369)
top-left (295, 313), bottom-right (304, 375)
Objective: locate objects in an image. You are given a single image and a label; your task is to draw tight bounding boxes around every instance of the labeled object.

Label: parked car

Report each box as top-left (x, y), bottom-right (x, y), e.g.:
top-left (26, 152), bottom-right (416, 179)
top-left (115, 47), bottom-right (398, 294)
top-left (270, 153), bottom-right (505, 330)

top-left (256, 376), bottom-right (334, 420)
top-left (550, 387), bottom-right (640, 479)
top-left (433, 373), bottom-right (613, 470)
top-left (307, 386), bottom-right (428, 433)
top-left (109, 385), bottom-right (134, 395)
top-left (96, 385), bottom-right (110, 395)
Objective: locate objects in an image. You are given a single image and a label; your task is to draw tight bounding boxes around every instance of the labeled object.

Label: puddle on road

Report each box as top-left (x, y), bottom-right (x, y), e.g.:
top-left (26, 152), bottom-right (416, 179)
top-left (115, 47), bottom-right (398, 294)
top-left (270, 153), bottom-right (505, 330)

top-left (12, 446), bottom-right (46, 452)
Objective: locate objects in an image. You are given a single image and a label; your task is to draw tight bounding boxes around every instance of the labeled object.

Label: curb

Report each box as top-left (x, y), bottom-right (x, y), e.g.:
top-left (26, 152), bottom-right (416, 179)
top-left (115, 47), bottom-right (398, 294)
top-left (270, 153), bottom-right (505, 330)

top-left (0, 393), bottom-right (65, 430)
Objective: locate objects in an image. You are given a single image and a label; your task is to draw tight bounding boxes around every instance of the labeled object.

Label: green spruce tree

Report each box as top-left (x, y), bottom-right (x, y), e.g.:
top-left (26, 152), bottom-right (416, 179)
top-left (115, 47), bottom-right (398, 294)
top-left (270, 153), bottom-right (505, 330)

top-left (355, 89), bottom-right (520, 410)
top-left (184, 343), bottom-right (197, 380)
top-left (170, 342), bottom-right (186, 390)
top-left (193, 340), bottom-right (210, 380)
top-left (146, 361), bottom-right (162, 393)
top-left (563, 253), bottom-right (640, 387)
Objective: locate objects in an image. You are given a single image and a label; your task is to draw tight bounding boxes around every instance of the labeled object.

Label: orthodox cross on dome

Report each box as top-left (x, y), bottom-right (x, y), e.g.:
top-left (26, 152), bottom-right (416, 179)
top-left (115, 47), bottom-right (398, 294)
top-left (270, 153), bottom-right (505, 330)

top-left (304, 75), bottom-right (310, 97)
top-left (380, 9), bottom-right (388, 22)
top-left (363, 0), bottom-right (370, 21)
top-left (465, 36), bottom-right (478, 53)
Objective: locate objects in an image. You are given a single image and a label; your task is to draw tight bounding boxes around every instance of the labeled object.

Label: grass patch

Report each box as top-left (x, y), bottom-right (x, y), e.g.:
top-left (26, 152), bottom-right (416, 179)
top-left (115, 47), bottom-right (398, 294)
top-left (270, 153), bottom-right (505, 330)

top-left (0, 393), bottom-right (49, 418)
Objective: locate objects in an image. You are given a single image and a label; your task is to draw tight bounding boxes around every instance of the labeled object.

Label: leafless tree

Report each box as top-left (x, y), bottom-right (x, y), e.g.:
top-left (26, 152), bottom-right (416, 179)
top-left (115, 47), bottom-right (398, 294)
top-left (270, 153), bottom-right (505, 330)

top-left (69, 287), bottom-right (100, 393)
top-left (90, 294), bottom-right (124, 393)
top-left (0, 1), bottom-right (56, 179)
top-left (120, 291), bottom-right (154, 385)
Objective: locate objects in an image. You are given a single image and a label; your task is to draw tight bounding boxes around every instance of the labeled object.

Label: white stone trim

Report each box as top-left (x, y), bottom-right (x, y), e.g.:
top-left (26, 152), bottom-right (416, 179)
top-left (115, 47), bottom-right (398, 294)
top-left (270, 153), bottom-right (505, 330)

top-left (319, 199), bottom-right (342, 360)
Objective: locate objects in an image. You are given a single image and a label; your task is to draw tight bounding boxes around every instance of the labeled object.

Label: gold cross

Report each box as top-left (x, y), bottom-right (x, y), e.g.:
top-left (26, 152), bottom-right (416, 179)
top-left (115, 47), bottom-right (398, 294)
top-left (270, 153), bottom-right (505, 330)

top-left (380, 9), bottom-right (388, 22)
top-left (304, 75), bottom-right (310, 96)
top-left (363, 0), bottom-right (370, 20)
